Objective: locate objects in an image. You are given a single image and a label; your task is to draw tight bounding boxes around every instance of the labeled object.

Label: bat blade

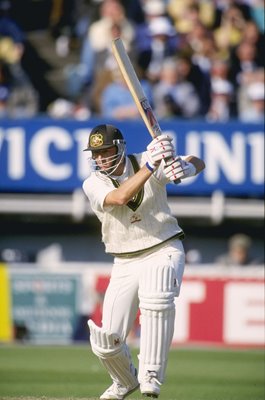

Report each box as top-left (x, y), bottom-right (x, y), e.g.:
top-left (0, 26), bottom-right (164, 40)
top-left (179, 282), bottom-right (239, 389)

top-left (112, 37), bottom-right (162, 138)
top-left (112, 37), bottom-right (180, 184)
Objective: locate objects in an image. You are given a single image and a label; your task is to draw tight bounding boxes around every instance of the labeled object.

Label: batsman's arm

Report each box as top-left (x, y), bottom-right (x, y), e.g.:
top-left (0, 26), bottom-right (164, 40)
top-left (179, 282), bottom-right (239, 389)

top-left (104, 164), bottom-right (155, 207)
top-left (185, 156), bottom-right (205, 174)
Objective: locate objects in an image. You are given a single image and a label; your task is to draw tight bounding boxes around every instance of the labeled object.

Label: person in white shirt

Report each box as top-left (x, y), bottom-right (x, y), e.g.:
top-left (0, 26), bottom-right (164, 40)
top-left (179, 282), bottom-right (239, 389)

top-left (82, 123), bottom-right (205, 399)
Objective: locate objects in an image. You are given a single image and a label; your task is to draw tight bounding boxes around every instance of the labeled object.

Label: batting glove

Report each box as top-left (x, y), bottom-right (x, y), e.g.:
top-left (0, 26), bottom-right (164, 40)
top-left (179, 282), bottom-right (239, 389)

top-left (146, 135), bottom-right (175, 171)
top-left (164, 157), bottom-right (196, 181)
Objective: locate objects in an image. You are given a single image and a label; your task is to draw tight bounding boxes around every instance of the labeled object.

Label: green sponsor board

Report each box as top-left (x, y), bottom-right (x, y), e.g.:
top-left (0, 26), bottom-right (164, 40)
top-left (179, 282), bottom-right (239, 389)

top-left (11, 273), bottom-right (80, 343)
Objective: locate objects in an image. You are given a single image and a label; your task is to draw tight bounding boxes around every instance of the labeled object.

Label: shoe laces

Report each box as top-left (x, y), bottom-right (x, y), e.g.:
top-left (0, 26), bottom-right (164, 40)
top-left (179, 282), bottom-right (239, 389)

top-left (107, 382), bottom-right (125, 394)
top-left (144, 371), bottom-right (162, 386)
top-left (114, 381), bottom-right (125, 389)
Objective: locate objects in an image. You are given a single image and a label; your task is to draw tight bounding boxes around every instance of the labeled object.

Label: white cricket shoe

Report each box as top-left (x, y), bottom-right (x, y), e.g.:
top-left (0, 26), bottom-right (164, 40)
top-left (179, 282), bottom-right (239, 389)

top-left (140, 371), bottom-right (161, 398)
top-left (100, 381), bottom-right (139, 400)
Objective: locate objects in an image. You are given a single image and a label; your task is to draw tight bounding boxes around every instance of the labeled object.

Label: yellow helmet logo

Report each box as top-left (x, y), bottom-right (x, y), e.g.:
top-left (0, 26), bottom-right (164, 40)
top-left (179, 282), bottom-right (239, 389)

top-left (89, 133), bottom-right (104, 148)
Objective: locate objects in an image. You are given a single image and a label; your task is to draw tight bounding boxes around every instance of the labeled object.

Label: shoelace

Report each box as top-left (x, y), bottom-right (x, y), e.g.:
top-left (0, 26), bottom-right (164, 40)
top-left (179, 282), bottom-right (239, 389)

top-left (144, 371), bottom-right (162, 386)
top-left (110, 382), bottom-right (130, 395)
top-left (105, 382), bottom-right (121, 393)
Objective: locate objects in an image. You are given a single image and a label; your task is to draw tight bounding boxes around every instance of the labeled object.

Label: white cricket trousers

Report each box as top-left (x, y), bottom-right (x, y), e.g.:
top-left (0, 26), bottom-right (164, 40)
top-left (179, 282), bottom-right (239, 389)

top-left (101, 239), bottom-right (185, 341)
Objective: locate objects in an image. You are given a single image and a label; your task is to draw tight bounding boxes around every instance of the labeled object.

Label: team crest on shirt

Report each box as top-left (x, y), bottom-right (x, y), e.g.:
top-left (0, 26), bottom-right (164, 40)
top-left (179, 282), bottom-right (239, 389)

top-left (90, 133), bottom-right (104, 148)
top-left (130, 213), bottom-right (141, 224)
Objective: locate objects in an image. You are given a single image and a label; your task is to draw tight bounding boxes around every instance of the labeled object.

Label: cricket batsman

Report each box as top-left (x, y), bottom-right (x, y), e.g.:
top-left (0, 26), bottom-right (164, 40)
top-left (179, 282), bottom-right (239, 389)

top-left (82, 124), bottom-right (205, 399)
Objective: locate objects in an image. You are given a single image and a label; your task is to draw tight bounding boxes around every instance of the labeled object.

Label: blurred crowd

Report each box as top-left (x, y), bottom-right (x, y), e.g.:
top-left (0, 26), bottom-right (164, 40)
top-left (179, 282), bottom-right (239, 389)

top-left (0, 0), bottom-right (264, 122)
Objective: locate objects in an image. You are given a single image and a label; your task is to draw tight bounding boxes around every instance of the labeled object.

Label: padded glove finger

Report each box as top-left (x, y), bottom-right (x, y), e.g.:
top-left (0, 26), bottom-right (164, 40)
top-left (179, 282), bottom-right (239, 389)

top-left (164, 157), bottom-right (196, 181)
top-left (146, 136), bottom-right (175, 169)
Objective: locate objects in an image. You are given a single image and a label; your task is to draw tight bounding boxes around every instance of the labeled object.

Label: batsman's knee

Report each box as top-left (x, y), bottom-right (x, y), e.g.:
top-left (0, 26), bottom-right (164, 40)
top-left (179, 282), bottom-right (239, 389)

top-left (87, 320), bottom-right (138, 388)
top-left (88, 319), bottom-right (123, 358)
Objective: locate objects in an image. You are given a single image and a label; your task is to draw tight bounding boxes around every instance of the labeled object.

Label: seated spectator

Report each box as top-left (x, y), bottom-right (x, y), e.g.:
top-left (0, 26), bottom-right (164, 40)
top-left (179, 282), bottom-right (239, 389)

top-left (0, 0), bottom-right (25, 82)
top-left (63, 32), bottom-right (95, 100)
top-left (167, 0), bottom-right (216, 34)
top-left (0, 0), bottom-right (24, 52)
top-left (139, 16), bottom-right (179, 83)
top-left (213, 3), bottom-right (247, 59)
top-left (0, 45), bottom-right (39, 118)
top-left (215, 234), bottom-right (262, 266)
top-left (206, 78), bottom-right (234, 122)
top-left (0, 0), bottom-right (39, 117)
top-left (133, 1), bottom-right (177, 73)
top-left (63, 0), bottom-right (136, 103)
top-left (210, 58), bottom-right (231, 81)
top-left (229, 40), bottom-right (262, 89)
top-left (240, 20), bottom-right (265, 68)
top-left (88, 0), bottom-right (135, 70)
top-left (188, 22), bottom-right (219, 74)
top-left (239, 80), bottom-right (264, 123)
top-left (7, 80), bottom-right (39, 118)
top-left (99, 56), bottom-right (153, 119)
top-left (152, 56), bottom-right (200, 119)
top-left (47, 96), bottom-right (91, 120)
top-left (213, 0), bottom-right (252, 28)
top-left (174, 53), bottom-right (211, 115)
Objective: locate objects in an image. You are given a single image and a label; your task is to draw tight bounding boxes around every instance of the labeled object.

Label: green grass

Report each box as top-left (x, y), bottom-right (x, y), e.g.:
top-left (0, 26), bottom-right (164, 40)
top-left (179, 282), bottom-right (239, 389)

top-left (0, 344), bottom-right (264, 400)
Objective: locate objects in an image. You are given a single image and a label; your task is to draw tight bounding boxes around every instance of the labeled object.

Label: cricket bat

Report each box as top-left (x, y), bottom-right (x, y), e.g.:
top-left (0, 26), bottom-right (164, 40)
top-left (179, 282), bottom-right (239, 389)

top-left (111, 37), bottom-right (180, 183)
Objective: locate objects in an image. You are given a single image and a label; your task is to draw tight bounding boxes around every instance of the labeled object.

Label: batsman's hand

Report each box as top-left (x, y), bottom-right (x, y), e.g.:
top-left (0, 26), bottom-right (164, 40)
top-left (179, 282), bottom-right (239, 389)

top-left (164, 157), bottom-right (196, 181)
top-left (146, 134), bottom-right (175, 170)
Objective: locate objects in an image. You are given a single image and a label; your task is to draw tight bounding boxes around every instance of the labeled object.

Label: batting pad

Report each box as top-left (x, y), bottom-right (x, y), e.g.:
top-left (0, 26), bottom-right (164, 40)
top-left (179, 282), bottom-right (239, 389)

top-left (88, 320), bottom-right (138, 388)
top-left (138, 263), bottom-right (176, 383)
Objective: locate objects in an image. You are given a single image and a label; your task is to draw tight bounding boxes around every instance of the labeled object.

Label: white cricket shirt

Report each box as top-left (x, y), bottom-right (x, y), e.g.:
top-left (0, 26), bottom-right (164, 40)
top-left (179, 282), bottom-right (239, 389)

top-left (82, 153), bottom-right (183, 255)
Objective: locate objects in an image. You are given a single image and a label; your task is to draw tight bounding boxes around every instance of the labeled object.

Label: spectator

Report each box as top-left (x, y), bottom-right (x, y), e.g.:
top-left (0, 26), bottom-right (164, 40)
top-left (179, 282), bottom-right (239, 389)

top-left (49, 0), bottom-right (79, 57)
top-left (0, 0), bottom-right (24, 48)
top-left (6, 80), bottom-right (39, 118)
top-left (215, 234), bottom-right (262, 266)
top-left (229, 40), bottom-right (262, 89)
top-left (167, 0), bottom-right (216, 34)
top-left (0, 0), bottom-right (24, 73)
top-left (141, 16), bottom-right (178, 84)
top-left (240, 20), bottom-right (264, 67)
top-left (0, 0), bottom-right (25, 83)
top-left (213, 0), bottom-right (252, 27)
top-left (173, 53), bottom-right (211, 116)
top-left (188, 22), bottom-right (219, 74)
top-left (152, 57), bottom-right (200, 119)
top-left (99, 56), bottom-right (153, 119)
top-left (0, 0), bottom-right (39, 117)
top-left (206, 78), bottom-right (234, 122)
top-left (0, 0), bottom-right (262, 122)
top-left (210, 57), bottom-right (231, 81)
top-left (239, 80), bottom-right (264, 122)
top-left (213, 3), bottom-right (247, 59)
top-left (63, 31), bottom-right (95, 100)
top-left (47, 96), bottom-right (91, 120)
top-left (88, 0), bottom-right (135, 70)
top-left (133, 0), bottom-right (172, 73)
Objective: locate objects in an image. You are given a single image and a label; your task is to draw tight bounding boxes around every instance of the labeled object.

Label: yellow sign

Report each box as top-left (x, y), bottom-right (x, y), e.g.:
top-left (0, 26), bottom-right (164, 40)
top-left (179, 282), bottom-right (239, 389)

top-left (0, 264), bottom-right (13, 341)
